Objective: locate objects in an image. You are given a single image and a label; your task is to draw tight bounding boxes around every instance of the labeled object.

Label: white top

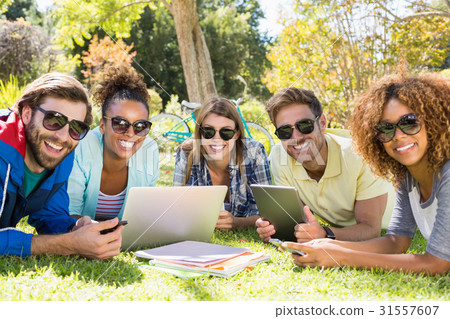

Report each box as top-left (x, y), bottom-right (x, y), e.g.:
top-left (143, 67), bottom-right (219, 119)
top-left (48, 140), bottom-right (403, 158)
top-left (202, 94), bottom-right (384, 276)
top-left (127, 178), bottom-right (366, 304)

top-left (408, 186), bottom-right (438, 241)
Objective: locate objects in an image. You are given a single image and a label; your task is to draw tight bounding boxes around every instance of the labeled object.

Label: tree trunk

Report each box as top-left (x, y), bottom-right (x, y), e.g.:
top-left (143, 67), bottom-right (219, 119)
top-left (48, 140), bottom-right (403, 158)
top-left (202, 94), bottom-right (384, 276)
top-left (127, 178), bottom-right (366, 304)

top-left (165, 0), bottom-right (217, 103)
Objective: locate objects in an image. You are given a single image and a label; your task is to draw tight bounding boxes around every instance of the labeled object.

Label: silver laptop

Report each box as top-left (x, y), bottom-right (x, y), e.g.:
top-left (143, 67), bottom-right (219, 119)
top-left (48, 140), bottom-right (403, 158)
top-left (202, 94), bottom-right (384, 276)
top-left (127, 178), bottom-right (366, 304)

top-left (250, 184), bottom-right (306, 241)
top-left (121, 186), bottom-right (227, 250)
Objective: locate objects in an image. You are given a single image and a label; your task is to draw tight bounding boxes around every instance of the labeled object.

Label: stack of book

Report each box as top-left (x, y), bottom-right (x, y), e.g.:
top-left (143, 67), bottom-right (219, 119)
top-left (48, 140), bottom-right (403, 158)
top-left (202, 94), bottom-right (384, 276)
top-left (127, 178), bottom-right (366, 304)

top-left (135, 241), bottom-right (270, 278)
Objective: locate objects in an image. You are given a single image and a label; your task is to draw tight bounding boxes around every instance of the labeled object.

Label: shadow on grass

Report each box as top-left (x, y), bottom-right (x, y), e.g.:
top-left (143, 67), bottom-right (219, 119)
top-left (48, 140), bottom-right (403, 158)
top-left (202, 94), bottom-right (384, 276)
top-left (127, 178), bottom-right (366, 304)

top-left (179, 278), bottom-right (216, 300)
top-left (0, 254), bottom-right (143, 286)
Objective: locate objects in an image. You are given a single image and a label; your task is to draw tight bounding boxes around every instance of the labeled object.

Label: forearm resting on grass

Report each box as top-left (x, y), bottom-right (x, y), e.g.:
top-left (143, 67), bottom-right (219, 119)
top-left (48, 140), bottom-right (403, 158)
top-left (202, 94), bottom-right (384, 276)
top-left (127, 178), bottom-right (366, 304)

top-left (285, 235), bottom-right (450, 275)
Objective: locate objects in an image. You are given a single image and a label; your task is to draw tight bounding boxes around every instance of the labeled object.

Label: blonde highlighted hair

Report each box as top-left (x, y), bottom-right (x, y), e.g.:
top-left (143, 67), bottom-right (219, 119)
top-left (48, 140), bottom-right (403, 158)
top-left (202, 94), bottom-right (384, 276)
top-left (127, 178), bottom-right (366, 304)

top-left (182, 97), bottom-right (246, 185)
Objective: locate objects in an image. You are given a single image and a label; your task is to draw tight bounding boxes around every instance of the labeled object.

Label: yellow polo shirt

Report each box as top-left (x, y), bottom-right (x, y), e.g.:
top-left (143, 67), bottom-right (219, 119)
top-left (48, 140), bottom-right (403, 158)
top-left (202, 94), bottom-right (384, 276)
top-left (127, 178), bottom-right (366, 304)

top-left (269, 129), bottom-right (394, 228)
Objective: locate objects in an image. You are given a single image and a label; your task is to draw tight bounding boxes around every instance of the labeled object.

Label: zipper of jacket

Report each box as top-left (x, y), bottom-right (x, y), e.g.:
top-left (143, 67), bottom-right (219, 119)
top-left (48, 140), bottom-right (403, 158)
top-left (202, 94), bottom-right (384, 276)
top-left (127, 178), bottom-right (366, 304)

top-left (0, 163), bottom-right (11, 219)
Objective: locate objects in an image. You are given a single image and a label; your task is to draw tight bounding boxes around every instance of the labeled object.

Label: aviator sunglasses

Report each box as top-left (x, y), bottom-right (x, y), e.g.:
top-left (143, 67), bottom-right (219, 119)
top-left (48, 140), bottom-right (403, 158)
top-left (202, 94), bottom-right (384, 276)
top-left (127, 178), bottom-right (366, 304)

top-left (199, 126), bottom-right (237, 141)
top-left (103, 116), bottom-right (152, 136)
top-left (375, 113), bottom-right (421, 143)
top-left (34, 105), bottom-right (90, 140)
top-left (275, 114), bottom-right (321, 140)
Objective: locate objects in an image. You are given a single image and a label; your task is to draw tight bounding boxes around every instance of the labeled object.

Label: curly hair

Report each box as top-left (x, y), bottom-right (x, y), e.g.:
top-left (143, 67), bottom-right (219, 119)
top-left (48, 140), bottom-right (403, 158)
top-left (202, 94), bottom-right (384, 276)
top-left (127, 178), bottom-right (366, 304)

top-left (92, 65), bottom-right (150, 117)
top-left (349, 72), bottom-right (450, 186)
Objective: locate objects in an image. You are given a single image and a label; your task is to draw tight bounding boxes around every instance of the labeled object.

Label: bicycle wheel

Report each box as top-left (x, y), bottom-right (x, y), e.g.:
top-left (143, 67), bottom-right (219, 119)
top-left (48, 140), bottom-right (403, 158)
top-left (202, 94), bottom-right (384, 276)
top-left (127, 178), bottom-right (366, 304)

top-left (246, 122), bottom-right (275, 155)
top-left (150, 113), bottom-right (190, 153)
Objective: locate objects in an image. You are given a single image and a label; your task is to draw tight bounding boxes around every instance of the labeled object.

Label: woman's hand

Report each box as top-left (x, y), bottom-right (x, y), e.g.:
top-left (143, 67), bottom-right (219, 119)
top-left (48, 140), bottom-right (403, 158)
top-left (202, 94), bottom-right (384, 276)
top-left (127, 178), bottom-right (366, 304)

top-left (283, 240), bottom-right (347, 268)
top-left (215, 210), bottom-right (234, 231)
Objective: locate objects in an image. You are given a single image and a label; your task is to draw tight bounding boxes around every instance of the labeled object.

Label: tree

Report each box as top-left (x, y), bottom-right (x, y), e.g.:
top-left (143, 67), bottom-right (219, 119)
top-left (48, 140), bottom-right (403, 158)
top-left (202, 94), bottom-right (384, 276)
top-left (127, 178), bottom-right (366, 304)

top-left (125, 0), bottom-right (271, 105)
top-left (54, 0), bottom-right (216, 103)
top-left (3, 0), bottom-right (40, 21)
top-left (0, 0), bottom-right (13, 14)
top-left (199, 0), bottom-right (272, 99)
top-left (126, 5), bottom-right (185, 104)
top-left (374, 0), bottom-right (450, 21)
top-left (263, 0), bottom-right (450, 126)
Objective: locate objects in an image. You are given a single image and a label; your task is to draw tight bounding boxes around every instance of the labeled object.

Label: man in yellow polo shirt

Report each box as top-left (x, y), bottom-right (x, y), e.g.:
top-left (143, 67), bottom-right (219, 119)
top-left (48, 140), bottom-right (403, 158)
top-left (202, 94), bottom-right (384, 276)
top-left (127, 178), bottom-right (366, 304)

top-left (256, 87), bottom-right (394, 242)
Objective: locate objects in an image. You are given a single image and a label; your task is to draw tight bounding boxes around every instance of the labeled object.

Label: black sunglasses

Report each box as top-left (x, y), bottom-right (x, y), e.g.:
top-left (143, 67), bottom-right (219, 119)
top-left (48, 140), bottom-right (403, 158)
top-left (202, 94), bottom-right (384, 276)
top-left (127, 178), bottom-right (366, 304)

top-left (199, 126), bottom-right (237, 141)
top-left (275, 115), bottom-right (321, 140)
top-left (34, 105), bottom-right (89, 140)
top-left (103, 116), bottom-right (152, 136)
top-left (375, 113), bottom-right (421, 143)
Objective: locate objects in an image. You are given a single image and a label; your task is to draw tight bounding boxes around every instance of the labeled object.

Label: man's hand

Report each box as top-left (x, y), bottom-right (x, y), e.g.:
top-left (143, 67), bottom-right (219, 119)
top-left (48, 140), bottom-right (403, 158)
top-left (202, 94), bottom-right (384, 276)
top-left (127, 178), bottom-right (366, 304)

top-left (215, 210), bottom-right (234, 231)
top-left (71, 218), bottom-right (123, 259)
top-left (294, 206), bottom-right (326, 243)
top-left (255, 218), bottom-right (276, 242)
top-left (31, 218), bottom-right (123, 259)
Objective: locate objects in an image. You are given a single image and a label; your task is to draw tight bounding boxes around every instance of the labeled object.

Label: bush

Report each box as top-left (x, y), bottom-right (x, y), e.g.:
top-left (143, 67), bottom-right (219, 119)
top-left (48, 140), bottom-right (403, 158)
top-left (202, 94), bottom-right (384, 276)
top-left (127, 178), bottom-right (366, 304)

top-left (0, 18), bottom-right (44, 83)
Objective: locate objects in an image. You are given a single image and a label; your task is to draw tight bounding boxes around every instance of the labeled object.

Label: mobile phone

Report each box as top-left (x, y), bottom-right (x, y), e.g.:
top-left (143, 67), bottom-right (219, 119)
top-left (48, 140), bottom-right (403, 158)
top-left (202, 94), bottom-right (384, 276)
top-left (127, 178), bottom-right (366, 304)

top-left (100, 220), bottom-right (128, 234)
top-left (269, 238), bottom-right (305, 256)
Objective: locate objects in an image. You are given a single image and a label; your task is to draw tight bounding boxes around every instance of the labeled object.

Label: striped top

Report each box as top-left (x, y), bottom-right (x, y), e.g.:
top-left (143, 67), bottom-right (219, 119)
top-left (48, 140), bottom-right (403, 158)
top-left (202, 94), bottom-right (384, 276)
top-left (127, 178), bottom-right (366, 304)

top-left (95, 188), bottom-right (126, 220)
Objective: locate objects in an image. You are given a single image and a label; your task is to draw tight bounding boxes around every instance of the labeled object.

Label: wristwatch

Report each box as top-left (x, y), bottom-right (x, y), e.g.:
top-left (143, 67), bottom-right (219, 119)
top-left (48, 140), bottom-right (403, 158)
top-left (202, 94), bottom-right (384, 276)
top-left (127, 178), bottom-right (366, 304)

top-left (323, 226), bottom-right (336, 240)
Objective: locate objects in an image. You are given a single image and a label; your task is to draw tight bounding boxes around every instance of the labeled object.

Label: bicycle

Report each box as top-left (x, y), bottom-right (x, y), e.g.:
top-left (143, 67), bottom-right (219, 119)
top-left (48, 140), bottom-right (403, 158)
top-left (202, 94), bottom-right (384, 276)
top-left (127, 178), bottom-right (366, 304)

top-left (149, 98), bottom-right (275, 154)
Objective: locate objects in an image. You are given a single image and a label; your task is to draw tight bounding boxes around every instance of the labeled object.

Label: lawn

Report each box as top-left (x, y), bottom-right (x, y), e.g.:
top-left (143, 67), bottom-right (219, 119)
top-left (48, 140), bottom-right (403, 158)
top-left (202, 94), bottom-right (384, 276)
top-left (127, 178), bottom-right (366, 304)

top-left (0, 155), bottom-right (448, 301)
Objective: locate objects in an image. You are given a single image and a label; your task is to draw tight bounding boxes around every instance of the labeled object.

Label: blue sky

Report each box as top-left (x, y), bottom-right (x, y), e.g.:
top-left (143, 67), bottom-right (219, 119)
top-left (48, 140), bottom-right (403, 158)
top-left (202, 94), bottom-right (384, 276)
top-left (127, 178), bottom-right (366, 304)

top-left (36, 0), bottom-right (292, 36)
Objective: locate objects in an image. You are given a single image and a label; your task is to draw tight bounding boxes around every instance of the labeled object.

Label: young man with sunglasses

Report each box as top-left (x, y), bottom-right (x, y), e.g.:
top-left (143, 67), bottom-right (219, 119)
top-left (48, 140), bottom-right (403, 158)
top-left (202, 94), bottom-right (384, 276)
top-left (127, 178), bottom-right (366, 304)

top-left (0, 73), bottom-right (123, 258)
top-left (256, 87), bottom-right (395, 243)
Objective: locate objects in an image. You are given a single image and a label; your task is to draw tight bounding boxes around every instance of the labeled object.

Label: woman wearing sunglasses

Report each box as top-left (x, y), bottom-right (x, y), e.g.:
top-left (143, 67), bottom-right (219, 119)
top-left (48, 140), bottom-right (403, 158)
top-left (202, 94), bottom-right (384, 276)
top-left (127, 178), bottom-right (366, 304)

top-left (283, 72), bottom-right (450, 275)
top-left (173, 97), bottom-right (272, 230)
top-left (68, 66), bottom-right (159, 221)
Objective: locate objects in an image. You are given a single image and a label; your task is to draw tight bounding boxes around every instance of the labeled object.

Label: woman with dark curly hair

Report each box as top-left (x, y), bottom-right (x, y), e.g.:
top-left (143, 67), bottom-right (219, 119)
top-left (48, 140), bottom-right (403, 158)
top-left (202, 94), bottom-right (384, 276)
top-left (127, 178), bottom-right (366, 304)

top-left (282, 72), bottom-right (450, 275)
top-left (68, 66), bottom-right (159, 221)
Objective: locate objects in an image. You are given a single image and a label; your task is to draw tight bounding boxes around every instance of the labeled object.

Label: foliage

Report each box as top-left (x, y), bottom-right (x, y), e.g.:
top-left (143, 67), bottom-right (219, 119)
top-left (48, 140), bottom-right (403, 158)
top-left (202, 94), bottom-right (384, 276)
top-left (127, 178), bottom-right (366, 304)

top-left (81, 34), bottom-right (136, 87)
top-left (441, 68), bottom-right (450, 77)
top-left (239, 98), bottom-right (272, 128)
top-left (263, 0), bottom-right (450, 127)
top-left (0, 18), bottom-right (44, 83)
top-left (199, 0), bottom-right (272, 100)
top-left (52, 0), bottom-right (148, 48)
top-left (54, 0), bottom-right (271, 104)
top-left (0, 0), bottom-right (12, 13)
top-left (0, 74), bottom-right (23, 109)
top-left (3, 0), bottom-right (40, 21)
top-left (127, 4), bottom-right (185, 105)
top-left (149, 88), bottom-right (163, 116)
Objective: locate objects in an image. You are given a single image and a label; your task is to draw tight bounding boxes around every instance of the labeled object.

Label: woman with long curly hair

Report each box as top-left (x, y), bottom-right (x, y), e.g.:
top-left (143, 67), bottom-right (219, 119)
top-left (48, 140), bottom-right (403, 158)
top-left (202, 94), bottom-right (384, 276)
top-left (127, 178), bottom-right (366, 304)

top-left (282, 72), bottom-right (450, 275)
top-left (68, 66), bottom-right (159, 221)
top-left (173, 97), bottom-right (272, 230)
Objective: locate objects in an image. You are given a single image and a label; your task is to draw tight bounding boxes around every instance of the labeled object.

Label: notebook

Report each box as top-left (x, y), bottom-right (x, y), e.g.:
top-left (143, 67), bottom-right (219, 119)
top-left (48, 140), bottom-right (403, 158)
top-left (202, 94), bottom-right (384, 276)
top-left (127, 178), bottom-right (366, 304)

top-left (121, 186), bottom-right (227, 250)
top-left (135, 241), bottom-right (270, 278)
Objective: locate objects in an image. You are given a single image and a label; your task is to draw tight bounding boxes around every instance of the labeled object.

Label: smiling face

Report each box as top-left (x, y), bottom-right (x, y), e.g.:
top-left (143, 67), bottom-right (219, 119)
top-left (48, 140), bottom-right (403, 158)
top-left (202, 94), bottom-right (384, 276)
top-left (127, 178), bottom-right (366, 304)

top-left (22, 97), bottom-right (87, 173)
top-left (100, 99), bottom-right (148, 161)
top-left (275, 103), bottom-right (327, 166)
top-left (200, 113), bottom-right (238, 162)
top-left (380, 99), bottom-right (428, 171)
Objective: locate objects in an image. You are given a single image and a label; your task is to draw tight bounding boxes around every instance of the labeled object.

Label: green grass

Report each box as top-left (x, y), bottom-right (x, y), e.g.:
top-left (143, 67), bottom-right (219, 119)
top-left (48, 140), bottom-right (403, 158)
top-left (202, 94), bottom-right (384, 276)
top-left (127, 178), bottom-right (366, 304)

top-left (1, 155), bottom-right (448, 301)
